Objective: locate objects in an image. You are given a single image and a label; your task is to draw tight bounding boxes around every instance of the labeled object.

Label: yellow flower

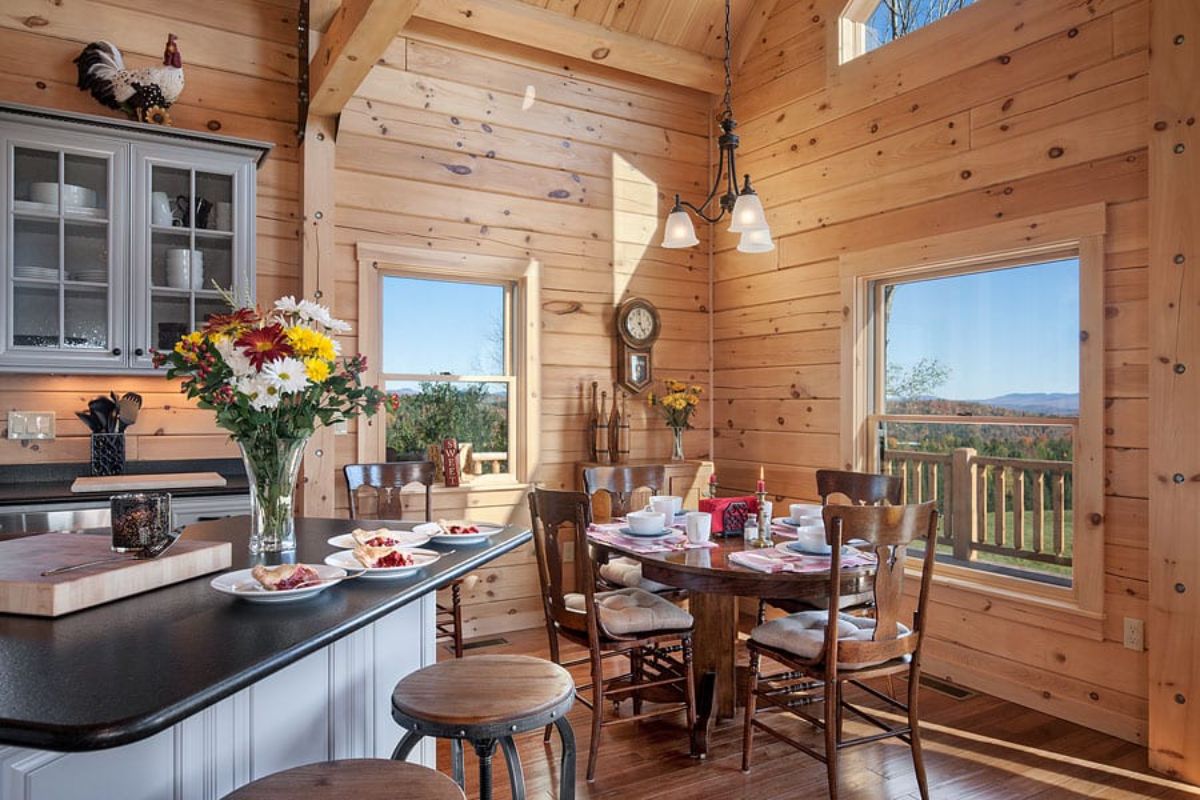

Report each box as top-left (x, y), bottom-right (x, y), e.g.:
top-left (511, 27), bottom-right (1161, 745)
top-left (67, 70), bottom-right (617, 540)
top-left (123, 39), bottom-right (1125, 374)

top-left (304, 357), bottom-right (331, 383)
top-left (687, 394), bottom-right (699, 406)
top-left (285, 325), bottom-right (336, 360)
top-left (174, 331), bottom-right (203, 354)
top-left (690, 385), bottom-right (703, 394)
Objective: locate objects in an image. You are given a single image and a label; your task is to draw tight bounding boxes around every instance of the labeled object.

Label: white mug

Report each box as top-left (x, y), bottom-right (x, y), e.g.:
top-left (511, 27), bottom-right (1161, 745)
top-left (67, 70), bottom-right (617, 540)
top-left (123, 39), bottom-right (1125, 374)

top-left (151, 192), bottom-right (173, 226)
top-left (213, 201), bottom-right (233, 231)
top-left (646, 495), bottom-right (682, 517)
top-left (685, 511), bottom-right (712, 544)
top-left (627, 510), bottom-right (666, 535)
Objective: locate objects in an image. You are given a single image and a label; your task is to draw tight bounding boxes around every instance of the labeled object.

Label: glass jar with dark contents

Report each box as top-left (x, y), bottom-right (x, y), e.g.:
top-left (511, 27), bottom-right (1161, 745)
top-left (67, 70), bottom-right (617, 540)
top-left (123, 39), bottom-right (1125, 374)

top-left (110, 492), bottom-right (172, 553)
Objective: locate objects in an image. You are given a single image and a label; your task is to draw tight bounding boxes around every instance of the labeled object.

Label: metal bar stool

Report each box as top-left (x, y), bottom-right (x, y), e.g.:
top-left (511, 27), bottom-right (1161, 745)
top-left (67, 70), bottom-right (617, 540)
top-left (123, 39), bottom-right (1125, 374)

top-left (391, 654), bottom-right (576, 800)
top-left (223, 759), bottom-right (464, 799)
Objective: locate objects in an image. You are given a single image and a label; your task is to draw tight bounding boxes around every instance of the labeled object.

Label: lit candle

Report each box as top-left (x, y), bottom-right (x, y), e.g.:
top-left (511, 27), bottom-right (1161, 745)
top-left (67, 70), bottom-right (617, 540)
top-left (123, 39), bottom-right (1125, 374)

top-left (756, 466), bottom-right (765, 493)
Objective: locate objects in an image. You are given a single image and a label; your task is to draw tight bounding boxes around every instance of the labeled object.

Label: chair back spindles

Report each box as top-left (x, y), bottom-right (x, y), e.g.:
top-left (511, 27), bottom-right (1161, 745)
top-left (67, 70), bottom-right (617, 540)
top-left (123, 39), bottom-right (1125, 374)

top-left (822, 502), bottom-right (938, 666)
top-left (528, 488), bottom-right (595, 636)
top-left (582, 465), bottom-right (666, 521)
top-left (816, 469), bottom-right (902, 507)
top-left (344, 462), bottom-right (436, 521)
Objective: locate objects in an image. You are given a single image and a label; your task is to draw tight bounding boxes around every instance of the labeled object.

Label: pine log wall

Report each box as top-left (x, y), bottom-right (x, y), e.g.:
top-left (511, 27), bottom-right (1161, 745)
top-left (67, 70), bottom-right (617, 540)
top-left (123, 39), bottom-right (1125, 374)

top-left (332, 19), bottom-right (713, 637)
top-left (0, 0), bottom-right (301, 465)
top-left (713, 0), bottom-right (1151, 742)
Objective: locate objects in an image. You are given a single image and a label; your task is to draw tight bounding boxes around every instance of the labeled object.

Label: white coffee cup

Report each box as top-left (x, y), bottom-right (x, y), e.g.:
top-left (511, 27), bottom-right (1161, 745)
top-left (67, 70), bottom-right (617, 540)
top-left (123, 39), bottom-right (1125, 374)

top-left (627, 510), bottom-right (666, 535)
top-left (685, 511), bottom-right (712, 544)
top-left (793, 523), bottom-right (832, 554)
top-left (790, 503), bottom-right (822, 524)
top-left (151, 192), bottom-right (173, 226)
top-left (647, 495), bottom-right (682, 517)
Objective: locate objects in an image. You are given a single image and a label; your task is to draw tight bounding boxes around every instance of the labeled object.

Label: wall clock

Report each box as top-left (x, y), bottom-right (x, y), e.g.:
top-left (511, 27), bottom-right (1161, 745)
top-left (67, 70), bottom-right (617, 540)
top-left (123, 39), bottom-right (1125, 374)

top-left (615, 297), bottom-right (660, 394)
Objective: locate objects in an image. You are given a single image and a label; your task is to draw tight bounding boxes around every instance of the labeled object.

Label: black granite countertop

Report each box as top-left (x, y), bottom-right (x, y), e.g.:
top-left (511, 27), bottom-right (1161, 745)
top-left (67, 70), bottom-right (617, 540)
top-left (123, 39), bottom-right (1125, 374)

top-left (0, 516), bottom-right (531, 752)
top-left (0, 459), bottom-right (249, 505)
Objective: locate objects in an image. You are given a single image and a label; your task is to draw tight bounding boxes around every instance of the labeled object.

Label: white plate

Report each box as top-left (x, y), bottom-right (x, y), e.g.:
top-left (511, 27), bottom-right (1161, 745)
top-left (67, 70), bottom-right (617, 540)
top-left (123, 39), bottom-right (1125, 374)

top-left (412, 521), bottom-right (502, 545)
top-left (775, 541), bottom-right (859, 557)
top-left (772, 516), bottom-right (824, 528)
top-left (211, 564), bottom-right (345, 603)
top-left (326, 529), bottom-right (431, 550)
top-left (13, 200), bottom-right (105, 218)
top-left (324, 547), bottom-right (442, 578)
top-left (617, 526), bottom-right (676, 539)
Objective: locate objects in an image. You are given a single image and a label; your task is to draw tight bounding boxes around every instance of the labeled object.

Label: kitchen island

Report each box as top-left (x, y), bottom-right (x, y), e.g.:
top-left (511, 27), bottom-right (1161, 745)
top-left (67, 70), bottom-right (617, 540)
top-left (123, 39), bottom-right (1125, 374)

top-left (0, 516), bottom-right (531, 800)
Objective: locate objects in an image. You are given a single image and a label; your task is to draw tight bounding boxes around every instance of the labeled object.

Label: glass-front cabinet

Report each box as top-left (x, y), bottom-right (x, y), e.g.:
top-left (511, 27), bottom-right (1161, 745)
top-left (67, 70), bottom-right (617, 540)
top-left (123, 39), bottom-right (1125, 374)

top-left (0, 105), bottom-right (266, 373)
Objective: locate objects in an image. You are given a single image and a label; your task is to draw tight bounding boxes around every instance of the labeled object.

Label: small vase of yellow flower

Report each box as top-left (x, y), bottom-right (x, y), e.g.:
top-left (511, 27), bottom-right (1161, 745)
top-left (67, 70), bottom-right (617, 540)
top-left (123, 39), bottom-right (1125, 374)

top-left (647, 379), bottom-right (702, 461)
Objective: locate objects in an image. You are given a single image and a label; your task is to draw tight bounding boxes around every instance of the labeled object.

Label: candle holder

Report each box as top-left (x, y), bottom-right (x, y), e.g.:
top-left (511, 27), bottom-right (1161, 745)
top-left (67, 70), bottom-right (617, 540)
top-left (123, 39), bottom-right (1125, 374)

top-left (110, 492), bottom-right (172, 553)
top-left (750, 487), bottom-right (773, 548)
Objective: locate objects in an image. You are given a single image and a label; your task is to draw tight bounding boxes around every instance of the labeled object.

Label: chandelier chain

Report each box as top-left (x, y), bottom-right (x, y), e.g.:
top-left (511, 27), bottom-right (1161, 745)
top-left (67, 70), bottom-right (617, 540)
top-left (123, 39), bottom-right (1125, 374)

top-left (721, 0), bottom-right (734, 120)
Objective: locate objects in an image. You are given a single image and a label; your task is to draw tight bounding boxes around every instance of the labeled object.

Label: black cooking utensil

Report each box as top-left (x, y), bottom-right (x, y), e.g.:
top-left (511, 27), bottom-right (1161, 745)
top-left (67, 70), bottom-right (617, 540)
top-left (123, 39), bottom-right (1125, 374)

top-left (87, 396), bottom-right (117, 433)
top-left (75, 410), bottom-right (102, 433)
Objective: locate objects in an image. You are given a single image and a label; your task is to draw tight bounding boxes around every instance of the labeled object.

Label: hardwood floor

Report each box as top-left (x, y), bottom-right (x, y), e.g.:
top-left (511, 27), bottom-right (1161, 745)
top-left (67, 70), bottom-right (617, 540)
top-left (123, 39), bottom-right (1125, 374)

top-left (434, 627), bottom-right (1200, 799)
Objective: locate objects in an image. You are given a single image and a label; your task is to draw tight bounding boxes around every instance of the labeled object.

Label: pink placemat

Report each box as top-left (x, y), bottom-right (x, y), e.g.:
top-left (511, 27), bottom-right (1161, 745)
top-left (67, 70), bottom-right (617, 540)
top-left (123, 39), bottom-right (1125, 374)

top-left (588, 523), bottom-right (718, 554)
top-left (729, 546), bottom-right (877, 574)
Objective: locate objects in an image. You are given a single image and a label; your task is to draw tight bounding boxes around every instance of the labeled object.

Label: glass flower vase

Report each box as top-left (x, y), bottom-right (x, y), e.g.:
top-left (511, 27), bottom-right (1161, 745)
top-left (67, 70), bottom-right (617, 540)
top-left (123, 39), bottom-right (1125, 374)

top-left (237, 436), bottom-right (308, 554)
top-left (671, 426), bottom-right (686, 461)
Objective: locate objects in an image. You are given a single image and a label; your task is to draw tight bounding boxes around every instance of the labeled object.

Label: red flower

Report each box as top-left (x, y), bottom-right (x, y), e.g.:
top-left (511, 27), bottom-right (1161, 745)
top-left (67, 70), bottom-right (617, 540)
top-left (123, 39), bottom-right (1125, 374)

top-left (203, 308), bottom-right (258, 339)
top-left (235, 324), bottom-right (293, 370)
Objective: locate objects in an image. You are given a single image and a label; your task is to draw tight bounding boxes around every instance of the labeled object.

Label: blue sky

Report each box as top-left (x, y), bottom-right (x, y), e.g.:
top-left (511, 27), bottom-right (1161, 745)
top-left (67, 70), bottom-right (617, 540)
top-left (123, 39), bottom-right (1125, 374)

top-left (885, 258), bottom-right (1079, 400)
top-left (381, 276), bottom-right (504, 375)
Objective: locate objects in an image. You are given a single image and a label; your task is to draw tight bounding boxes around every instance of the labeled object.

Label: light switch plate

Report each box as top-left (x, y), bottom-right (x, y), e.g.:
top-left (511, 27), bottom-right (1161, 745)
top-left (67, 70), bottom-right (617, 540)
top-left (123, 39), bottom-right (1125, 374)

top-left (8, 411), bottom-right (56, 440)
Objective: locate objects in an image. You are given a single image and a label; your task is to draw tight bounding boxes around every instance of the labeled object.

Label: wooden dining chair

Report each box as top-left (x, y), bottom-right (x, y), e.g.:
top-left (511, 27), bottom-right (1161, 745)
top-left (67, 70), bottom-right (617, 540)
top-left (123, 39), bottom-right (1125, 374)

top-left (741, 501), bottom-right (939, 800)
top-left (344, 461), bottom-right (468, 658)
top-left (581, 465), bottom-right (677, 594)
top-left (527, 487), bottom-right (697, 782)
top-left (761, 469), bottom-right (904, 619)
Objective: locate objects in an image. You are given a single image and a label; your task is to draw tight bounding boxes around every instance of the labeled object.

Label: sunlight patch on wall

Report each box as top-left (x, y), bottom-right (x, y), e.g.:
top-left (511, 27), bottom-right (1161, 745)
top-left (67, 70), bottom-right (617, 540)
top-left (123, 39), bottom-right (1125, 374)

top-left (611, 152), bottom-right (660, 302)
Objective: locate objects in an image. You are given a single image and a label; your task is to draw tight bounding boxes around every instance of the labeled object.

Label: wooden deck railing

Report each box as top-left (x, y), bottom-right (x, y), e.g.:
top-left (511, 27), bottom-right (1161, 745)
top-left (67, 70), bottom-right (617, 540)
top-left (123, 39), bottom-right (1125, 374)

top-left (882, 447), bottom-right (1073, 569)
top-left (469, 451), bottom-right (508, 475)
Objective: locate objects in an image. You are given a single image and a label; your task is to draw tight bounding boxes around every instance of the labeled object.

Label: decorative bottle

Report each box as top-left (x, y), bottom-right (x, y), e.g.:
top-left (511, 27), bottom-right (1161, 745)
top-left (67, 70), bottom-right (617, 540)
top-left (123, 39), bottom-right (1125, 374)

top-left (587, 381), bottom-right (600, 461)
top-left (608, 383), bottom-right (621, 462)
top-left (617, 393), bottom-right (631, 463)
top-left (596, 391), bottom-right (610, 465)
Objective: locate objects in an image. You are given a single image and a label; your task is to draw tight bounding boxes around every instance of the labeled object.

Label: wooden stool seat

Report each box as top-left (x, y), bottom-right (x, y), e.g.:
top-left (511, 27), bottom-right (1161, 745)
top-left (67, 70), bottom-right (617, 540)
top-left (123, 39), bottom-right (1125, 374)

top-left (224, 759), bottom-right (464, 799)
top-left (391, 655), bottom-right (577, 800)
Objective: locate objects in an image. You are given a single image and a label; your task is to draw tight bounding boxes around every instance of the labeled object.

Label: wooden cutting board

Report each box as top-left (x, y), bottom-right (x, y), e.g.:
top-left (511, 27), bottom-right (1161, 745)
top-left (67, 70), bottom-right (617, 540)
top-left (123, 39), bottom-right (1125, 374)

top-left (71, 472), bottom-right (228, 493)
top-left (0, 533), bottom-right (232, 617)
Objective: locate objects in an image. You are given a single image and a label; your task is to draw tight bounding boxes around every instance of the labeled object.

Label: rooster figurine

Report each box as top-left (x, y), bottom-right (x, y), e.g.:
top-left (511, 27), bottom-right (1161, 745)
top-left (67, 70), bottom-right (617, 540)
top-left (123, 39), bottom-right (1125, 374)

top-left (74, 34), bottom-right (184, 126)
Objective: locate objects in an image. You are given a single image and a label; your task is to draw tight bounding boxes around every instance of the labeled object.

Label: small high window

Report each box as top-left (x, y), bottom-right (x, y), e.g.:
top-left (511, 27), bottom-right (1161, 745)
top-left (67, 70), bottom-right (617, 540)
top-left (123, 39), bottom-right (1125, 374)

top-left (840, 0), bottom-right (976, 62)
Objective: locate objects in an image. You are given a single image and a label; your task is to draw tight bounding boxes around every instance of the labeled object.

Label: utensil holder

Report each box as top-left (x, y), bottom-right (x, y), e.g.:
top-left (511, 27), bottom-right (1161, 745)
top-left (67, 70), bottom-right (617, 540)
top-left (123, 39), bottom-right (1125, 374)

top-left (90, 433), bottom-right (126, 477)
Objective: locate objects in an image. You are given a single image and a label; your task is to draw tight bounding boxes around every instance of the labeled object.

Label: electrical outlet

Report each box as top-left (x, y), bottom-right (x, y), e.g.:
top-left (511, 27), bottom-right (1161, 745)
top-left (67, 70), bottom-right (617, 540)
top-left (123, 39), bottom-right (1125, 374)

top-left (7, 411), bottom-right (55, 440)
top-left (1123, 617), bottom-right (1145, 651)
top-left (334, 419), bottom-right (349, 435)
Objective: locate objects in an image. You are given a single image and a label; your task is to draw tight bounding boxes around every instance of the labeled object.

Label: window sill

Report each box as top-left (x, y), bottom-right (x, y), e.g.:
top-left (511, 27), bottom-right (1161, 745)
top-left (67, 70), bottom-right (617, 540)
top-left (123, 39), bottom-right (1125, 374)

top-left (431, 479), bottom-right (529, 494)
top-left (906, 557), bottom-right (1105, 641)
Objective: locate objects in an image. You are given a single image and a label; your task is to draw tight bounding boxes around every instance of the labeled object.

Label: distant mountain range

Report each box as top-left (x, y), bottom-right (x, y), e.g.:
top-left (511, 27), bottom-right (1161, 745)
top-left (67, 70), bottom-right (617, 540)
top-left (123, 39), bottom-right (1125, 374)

top-left (975, 393), bottom-right (1079, 414)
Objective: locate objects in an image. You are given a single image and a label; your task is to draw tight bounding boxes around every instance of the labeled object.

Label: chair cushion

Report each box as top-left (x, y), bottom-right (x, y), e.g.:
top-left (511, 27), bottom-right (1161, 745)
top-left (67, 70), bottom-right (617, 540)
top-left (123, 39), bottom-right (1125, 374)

top-left (750, 610), bottom-right (911, 669)
top-left (565, 587), bottom-right (694, 638)
top-left (599, 557), bottom-right (672, 593)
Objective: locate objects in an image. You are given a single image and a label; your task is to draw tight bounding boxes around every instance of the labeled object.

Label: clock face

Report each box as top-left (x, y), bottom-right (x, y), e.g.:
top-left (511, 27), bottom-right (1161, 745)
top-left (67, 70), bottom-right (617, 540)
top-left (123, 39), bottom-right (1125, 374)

top-left (624, 306), bottom-right (656, 342)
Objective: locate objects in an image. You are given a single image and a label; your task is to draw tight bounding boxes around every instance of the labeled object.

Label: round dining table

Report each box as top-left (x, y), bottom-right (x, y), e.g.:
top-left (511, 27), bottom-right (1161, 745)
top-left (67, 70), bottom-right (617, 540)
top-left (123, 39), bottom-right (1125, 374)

top-left (589, 534), bottom-right (877, 757)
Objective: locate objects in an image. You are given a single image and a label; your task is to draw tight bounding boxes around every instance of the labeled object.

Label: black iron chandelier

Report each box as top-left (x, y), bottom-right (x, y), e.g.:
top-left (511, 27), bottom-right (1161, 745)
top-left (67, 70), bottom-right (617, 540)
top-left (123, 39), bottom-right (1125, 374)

top-left (661, 0), bottom-right (773, 253)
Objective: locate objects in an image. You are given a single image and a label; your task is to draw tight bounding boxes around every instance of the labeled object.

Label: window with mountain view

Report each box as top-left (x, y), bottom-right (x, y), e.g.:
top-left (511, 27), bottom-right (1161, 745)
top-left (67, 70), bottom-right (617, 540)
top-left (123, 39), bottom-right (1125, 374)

top-left (841, 0), bottom-right (976, 62)
top-left (870, 256), bottom-right (1080, 583)
top-left (380, 276), bottom-right (513, 480)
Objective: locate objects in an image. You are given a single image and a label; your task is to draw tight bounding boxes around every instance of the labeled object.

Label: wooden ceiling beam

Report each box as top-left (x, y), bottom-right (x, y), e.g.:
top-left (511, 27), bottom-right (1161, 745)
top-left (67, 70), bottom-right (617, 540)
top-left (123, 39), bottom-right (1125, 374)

top-left (412, 0), bottom-right (724, 94)
top-left (732, 0), bottom-right (781, 74)
top-left (309, 0), bottom-right (420, 117)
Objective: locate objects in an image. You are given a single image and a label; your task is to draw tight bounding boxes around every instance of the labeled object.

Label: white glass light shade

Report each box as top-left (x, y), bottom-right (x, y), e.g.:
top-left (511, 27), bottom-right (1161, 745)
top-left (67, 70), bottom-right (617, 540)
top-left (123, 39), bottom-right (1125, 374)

top-left (737, 226), bottom-right (775, 253)
top-left (728, 191), bottom-right (768, 233)
top-left (661, 208), bottom-right (700, 248)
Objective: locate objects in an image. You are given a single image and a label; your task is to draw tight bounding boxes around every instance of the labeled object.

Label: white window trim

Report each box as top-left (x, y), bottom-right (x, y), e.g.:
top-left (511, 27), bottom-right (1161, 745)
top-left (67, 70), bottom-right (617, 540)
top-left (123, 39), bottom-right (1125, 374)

top-left (356, 242), bottom-right (541, 488)
top-left (838, 204), bottom-right (1107, 634)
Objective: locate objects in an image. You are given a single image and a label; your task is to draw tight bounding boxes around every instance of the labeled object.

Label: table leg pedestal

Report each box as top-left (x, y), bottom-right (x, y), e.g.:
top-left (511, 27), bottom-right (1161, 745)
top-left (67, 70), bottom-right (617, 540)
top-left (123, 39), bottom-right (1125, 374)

top-left (688, 591), bottom-right (738, 756)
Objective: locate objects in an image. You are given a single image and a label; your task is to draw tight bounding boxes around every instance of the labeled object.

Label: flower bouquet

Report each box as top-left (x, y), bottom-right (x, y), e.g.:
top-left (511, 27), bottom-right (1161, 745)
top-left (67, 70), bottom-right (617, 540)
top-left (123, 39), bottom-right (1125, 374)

top-left (155, 294), bottom-right (393, 553)
top-left (647, 378), bottom-right (702, 461)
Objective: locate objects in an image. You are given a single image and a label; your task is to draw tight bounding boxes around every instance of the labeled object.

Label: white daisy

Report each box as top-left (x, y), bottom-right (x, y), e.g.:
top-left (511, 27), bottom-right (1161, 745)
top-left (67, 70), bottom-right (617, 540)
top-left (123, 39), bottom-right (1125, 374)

top-left (326, 316), bottom-right (352, 334)
top-left (297, 299), bottom-right (334, 328)
top-left (274, 295), bottom-right (303, 315)
top-left (237, 376), bottom-right (280, 410)
top-left (215, 337), bottom-right (254, 378)
top-left (262, 357), bottom-right (309, 394)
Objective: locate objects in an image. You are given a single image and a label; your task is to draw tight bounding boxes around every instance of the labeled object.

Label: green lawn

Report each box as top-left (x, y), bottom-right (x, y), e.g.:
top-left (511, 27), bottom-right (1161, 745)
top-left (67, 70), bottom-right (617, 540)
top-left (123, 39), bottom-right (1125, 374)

top-left (922, 509), bottom-right (1074, 579)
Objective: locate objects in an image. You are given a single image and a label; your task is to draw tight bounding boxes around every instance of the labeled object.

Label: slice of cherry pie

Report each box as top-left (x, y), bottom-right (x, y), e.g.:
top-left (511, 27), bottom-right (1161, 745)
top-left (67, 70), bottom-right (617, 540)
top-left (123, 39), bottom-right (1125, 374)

top-left (251, 563), bottom-right (320, 591)
top-left (351, 527), bottom-right (404, 548)
top-left (352, 545), bottom-right (415, 569)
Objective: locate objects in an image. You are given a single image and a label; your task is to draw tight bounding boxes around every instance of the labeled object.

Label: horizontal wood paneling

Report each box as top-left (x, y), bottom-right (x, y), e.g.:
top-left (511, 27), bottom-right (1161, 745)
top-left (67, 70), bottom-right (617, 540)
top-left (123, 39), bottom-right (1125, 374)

top-left (335, 22), bottom-right (712, 635)
top-left (714, 0), bottom-right (1150, 743)
top-left (0, 3), bottom-right (300, 466)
